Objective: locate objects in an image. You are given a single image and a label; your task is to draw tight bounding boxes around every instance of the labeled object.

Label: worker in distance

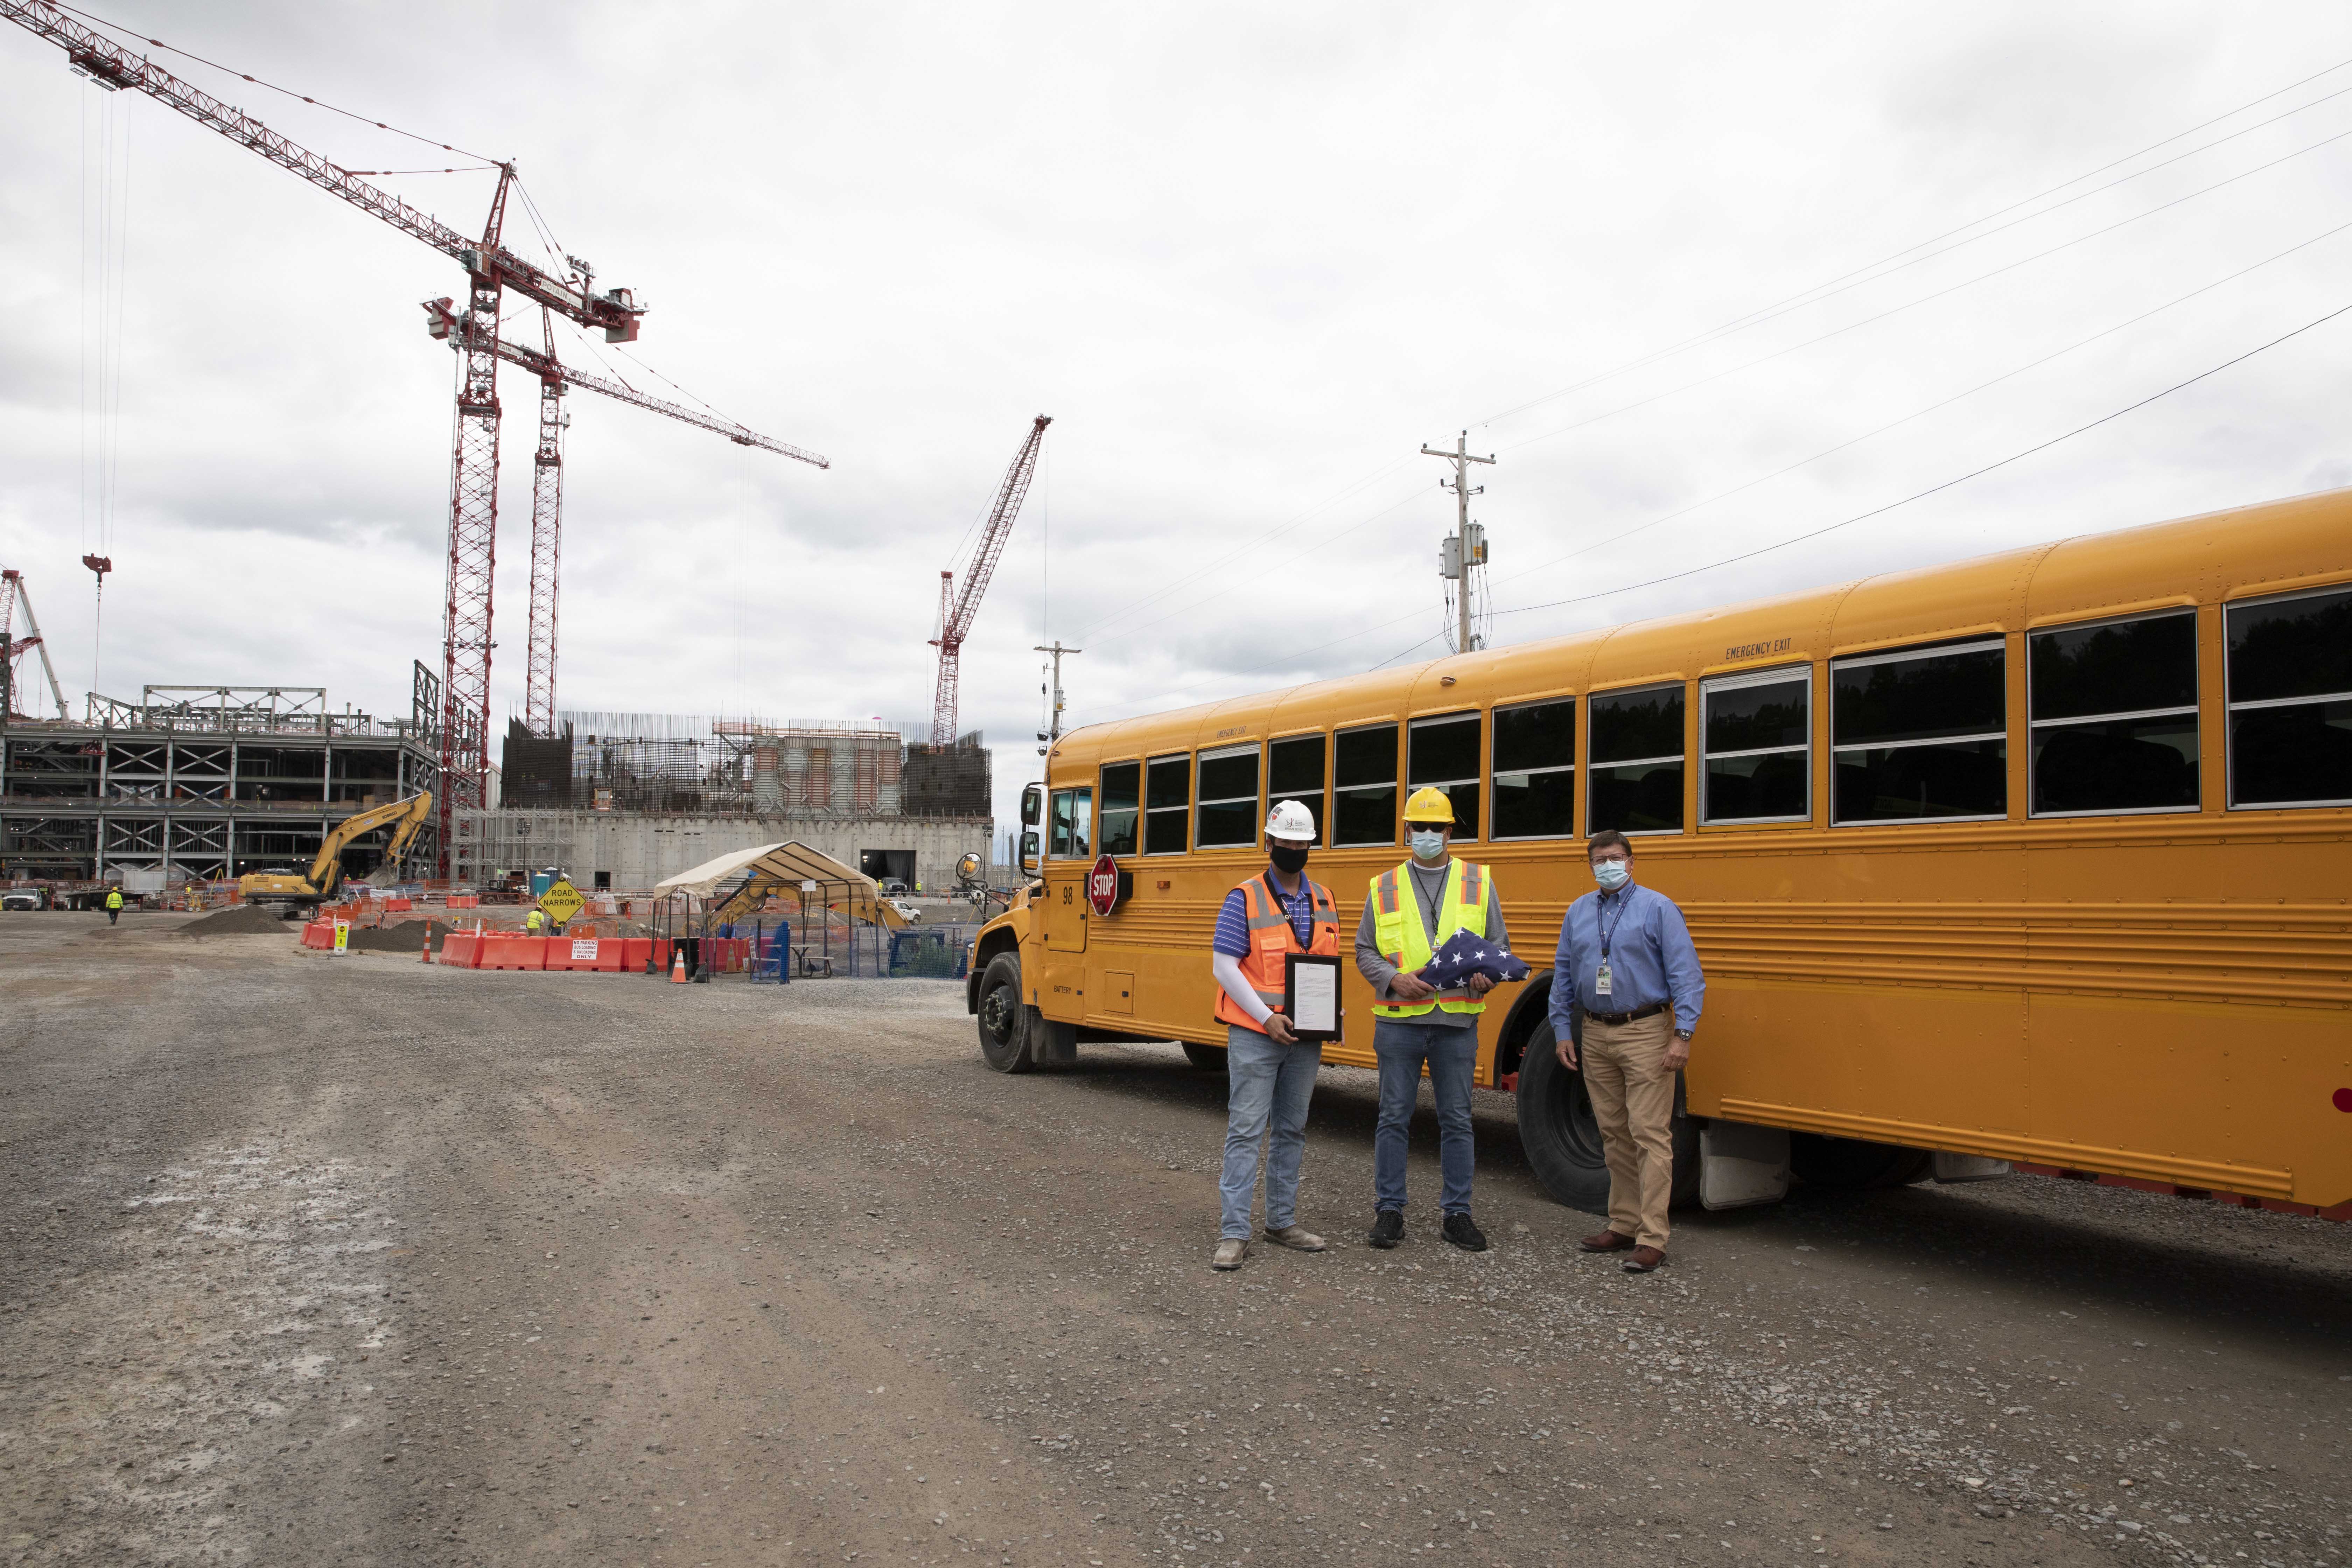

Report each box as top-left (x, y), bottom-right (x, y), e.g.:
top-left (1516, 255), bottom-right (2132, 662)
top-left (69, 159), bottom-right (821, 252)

top-left (1550, 828), bottom-right (1706, 1273)
top-left (1207, 799), bottom-right (1342, 1272)
top-left (1355, 787), bottom-right (1509, 1252)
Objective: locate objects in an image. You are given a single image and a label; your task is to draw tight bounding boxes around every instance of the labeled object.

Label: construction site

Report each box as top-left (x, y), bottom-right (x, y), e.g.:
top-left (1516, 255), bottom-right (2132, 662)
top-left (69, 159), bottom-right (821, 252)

top-left (10, 7), bottom-right (2352, 1568)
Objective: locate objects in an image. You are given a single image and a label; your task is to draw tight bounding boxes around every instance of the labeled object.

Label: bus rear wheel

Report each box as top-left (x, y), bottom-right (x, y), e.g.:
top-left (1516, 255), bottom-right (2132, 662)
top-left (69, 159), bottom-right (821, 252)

top-left (1514, 1018), bottom-right (1702, 1213)
top-left (975, 953), bottom-right (1035, 1074)
top-left (1790, 1133), bottom-right (1930, 1190)
top-left (1181, 1041), bottom-right (1228, 1074)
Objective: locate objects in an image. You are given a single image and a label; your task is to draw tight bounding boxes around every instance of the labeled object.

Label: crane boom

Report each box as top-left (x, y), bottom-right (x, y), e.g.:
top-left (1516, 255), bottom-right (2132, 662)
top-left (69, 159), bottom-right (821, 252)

top-left (0, 1), bottom-right (645, 341)
top-left (0, 568), bottom-right (71, 720)
top-left (423, 300), bottom-right (830, 467)
top-left (929, 415), bottom-right (1050, 747)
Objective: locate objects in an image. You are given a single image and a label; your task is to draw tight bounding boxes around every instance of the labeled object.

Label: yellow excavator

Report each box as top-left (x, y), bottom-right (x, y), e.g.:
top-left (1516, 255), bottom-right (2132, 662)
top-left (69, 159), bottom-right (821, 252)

top-left (237, 791), bottom-right (434, 913)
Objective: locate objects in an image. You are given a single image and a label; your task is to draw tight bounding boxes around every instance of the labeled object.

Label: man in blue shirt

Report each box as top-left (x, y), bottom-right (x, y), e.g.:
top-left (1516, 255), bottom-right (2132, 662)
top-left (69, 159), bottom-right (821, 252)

top-left (1548, 829), bottom-right (1704, 1273)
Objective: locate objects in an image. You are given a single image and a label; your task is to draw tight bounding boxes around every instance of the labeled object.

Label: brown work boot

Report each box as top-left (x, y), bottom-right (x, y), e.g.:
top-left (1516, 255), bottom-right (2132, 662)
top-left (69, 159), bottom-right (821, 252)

top-left (1579, 1228), bottom-right (1636, 1252)
top-left (1621, 1245), bottom-right (1666, 1273)
top-left (1212, 1239), bottom-right (1248, 1271)
top-left (1263, 1225), bottom-right (1326, 1252)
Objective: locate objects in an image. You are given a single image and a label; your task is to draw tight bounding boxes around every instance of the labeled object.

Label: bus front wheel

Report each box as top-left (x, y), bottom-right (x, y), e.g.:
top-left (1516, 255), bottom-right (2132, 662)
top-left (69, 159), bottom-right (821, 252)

top-left (975, 953), bottom-right (1036, 1074)
top-left (1514, 1019), bottom-right (1701, 1213)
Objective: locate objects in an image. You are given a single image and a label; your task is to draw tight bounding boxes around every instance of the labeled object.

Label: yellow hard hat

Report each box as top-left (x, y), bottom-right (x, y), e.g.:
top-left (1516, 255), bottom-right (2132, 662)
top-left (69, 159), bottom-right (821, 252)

top-left (1404, 786), bottom-right (1455, 824)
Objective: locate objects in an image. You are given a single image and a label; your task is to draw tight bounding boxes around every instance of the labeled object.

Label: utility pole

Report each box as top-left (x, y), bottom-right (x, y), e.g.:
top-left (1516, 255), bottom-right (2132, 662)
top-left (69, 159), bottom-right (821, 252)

top-left (1033, 641), bottom-right (1081, 754)
top-left (1421, 431), bottom-right (1494, 654)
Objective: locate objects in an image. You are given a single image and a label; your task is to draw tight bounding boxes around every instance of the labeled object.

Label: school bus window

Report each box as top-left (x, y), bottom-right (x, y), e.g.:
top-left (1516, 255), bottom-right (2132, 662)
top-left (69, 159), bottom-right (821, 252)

top-left (2226, 585), bottom-right (2352, 808)
top-left (1832, 639), bottom-right (2005, 824)
top-left (1143, 754), bottom-right (1190, 854)
top-left (1332, 723), bottom-right (1399, 847)
top-left (1588, 683), bottom-right (1685, 835)
top-left (1048, 787), bottom-right (1092, 859)
top-left (1098, 762), bottom-right (1141, 856)
top-left (1196, 744), bottom-right (1262, 848)
top-left (1407, 712), bottom-right (1482, 840)
top-left (1702, 667), bottom-right (1809, 824)
top-left (1491, 697), bottom-right (1575, 840)
top-left (1267, 734), bottom-right (1327, 837)
top-left (2029, 611), bottom-right (2198, 816)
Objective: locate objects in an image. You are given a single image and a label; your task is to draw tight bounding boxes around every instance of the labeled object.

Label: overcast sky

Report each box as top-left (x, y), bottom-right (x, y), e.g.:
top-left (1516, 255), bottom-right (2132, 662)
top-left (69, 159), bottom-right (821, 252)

top-left (5, 1), bottom-right (2350, 835)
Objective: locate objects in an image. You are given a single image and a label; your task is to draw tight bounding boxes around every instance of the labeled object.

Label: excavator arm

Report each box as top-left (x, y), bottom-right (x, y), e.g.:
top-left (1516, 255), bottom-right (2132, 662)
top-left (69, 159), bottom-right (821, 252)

top-left (237, 791), bottom-right (433, 906)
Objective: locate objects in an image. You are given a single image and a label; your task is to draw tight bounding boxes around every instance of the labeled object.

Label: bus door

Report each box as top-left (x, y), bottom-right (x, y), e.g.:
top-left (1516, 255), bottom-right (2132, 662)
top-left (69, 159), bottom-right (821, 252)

top-left (1042, 786), bottom-right (1092, 954)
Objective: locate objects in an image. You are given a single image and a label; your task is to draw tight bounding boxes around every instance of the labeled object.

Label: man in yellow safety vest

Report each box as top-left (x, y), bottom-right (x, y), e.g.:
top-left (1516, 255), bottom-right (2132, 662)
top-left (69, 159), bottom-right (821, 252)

top-left (525, 907), bottom-right (545, 936)
top-left (1354, 786), bottom-right (1508, 1252)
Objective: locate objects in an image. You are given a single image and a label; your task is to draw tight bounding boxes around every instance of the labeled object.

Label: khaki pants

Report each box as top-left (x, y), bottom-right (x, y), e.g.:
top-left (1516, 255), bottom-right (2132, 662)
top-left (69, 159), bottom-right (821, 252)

top-left (1582, 1010), bottom-right (1675, 1250)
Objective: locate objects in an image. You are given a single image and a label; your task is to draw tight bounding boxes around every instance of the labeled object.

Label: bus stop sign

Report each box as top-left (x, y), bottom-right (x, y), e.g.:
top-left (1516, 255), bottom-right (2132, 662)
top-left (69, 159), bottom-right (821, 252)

top-left (1086, 853), bottom-right (1123, 918)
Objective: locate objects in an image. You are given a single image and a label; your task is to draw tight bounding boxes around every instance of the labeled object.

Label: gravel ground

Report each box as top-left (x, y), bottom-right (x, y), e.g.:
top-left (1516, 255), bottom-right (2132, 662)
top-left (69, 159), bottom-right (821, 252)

top-left (2, 909), bottom-right (2346, 1568)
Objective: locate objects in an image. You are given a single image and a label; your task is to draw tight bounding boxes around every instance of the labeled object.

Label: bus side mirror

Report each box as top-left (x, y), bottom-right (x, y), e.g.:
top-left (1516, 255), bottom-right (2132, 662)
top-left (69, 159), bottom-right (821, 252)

top-left (1018, 831), bottom-right (1040, 877)
top-left (1020, 783), bottom-right (1043, 828)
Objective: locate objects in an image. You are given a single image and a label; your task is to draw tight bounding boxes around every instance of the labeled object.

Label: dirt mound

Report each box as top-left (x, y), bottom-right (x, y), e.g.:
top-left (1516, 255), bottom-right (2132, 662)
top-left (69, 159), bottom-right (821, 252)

top-left (177, 903), bottom-right (299, 937)
top-left (344, 919), bottom-right (455, 954)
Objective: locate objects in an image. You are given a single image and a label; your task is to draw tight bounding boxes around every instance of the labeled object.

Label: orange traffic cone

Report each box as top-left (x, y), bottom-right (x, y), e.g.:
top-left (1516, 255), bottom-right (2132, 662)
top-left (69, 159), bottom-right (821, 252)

top-left (670, 946), bottom-right (689, 983)
top-left (421, 928), bottom-right (433, 964)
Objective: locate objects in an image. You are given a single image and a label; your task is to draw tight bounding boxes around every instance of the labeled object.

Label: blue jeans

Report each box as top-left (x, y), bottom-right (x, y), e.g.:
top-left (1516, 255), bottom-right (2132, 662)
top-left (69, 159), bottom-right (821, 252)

top-left (1373, 1018), bottom-right (1478, 1216)
top-left (1219, 1024), bottom-right (1322, 1240)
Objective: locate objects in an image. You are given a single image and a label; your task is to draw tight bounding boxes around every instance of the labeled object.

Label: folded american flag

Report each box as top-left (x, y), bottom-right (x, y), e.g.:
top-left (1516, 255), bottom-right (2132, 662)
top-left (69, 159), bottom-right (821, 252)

top-left (1415, 930), bottom-right (1531, 988)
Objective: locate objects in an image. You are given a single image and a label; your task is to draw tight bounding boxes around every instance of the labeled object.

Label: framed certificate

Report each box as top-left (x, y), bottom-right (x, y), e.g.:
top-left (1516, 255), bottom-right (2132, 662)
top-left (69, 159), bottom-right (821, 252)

top-left (1282, 953), bottom-right (1344, 1043)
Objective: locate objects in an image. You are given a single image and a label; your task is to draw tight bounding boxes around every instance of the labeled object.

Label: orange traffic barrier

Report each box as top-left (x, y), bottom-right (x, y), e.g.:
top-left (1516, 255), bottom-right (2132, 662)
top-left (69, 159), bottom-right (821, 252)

top-left (480, 936), bottom-right (548, 972)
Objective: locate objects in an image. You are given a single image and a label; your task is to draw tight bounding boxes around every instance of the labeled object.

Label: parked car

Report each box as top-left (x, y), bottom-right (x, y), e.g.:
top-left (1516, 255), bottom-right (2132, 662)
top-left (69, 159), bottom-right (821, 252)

top-left (876, 877), bottom-right (912, 895)
top-left (2, 888), bottom-right (47, 912)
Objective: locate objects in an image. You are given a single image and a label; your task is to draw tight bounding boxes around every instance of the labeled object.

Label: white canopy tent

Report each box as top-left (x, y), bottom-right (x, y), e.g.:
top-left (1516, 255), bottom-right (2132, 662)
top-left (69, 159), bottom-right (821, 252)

top-left (652, 840), bottom-right (876, 900)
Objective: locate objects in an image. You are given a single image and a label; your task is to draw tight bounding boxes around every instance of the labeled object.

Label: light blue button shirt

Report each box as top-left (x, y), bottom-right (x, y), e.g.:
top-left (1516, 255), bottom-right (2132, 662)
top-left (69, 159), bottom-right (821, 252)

top-left (1548, 882), bottom-right (1704, 1037)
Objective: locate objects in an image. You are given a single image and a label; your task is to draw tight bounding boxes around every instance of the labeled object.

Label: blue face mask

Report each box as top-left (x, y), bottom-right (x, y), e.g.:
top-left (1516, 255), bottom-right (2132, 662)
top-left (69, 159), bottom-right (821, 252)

top-left (1593, 859), bottom-right (1630, 890)
top-left (1409, 829), bottom-right (1447, 861)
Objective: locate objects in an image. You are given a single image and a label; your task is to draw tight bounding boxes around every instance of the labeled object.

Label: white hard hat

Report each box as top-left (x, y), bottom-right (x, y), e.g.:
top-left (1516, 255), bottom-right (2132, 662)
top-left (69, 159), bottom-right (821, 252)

top-left (1265, 799), bottom-right (1317, 844)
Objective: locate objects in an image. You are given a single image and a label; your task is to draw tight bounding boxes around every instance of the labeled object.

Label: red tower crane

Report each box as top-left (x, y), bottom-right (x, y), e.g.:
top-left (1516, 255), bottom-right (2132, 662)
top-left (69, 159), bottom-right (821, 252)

top-left (930, 416), bottom-right (1051, 748)
top-left (422, 300), bottom-right (827, 738)
top-left (3, 2), bottom-right (825, 868)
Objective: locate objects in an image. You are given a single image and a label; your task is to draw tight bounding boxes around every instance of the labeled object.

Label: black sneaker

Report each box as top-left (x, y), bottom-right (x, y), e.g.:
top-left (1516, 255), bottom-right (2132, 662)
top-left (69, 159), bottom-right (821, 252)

top-left (1367, 1210), bottom-right (1404, 1249)
top-left (1441, 1212), bottom-right (1489, 1252)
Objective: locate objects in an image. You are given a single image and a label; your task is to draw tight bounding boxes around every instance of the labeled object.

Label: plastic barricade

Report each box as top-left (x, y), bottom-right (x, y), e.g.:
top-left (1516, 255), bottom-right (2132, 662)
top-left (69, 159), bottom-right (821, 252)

top-left (479, 935), bottom-right (548, 971)
top-left (618, 937), bottom-right (652, 974)
top-left (447, 894), bottom-right (479, 909)
top-left (302, 920), bottom-right (334, 950)
top-left (385, 896), bottom-right (413, 912)
top-left (439, 931), bottom-right (482, 968)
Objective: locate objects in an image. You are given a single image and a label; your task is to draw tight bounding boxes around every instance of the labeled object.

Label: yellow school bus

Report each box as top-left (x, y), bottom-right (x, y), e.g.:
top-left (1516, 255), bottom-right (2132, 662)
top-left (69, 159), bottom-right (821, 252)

top-left (965, 487), bottom-right (2352, 1215)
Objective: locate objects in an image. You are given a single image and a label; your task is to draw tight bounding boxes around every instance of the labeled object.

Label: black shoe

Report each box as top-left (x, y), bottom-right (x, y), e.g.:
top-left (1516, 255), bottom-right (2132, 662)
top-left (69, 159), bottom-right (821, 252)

top-left (1367, 1210), bottom-right (1404, 1249)
top-left (1441, 1212), bottom-right (1489, 1252)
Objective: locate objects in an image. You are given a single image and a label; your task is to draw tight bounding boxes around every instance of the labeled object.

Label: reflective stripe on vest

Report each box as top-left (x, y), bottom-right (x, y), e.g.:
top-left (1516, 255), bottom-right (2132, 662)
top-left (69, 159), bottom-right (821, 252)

top-left (1213, 871), bottom-right (1342, 1035)
top-left (1371, 858), bottom-right (1491, 1018)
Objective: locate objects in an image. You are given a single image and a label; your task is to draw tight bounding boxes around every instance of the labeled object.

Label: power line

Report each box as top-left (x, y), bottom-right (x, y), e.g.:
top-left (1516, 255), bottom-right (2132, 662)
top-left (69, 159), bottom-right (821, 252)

top-left (1474, 56), bottom-right (2352, 429)
top-left (1496, 120), bottom-right (2352, 457)
top-left (1492, 299), bottom-right (2352, 623)
top-left (1097, 298), bottom-right (2351, 716)
top-left (1489, 212), bottom-right (2352, 590)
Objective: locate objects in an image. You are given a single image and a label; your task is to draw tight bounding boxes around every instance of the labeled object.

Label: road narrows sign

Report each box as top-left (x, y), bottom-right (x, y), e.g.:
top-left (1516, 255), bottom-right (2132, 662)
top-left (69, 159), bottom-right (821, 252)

top-left (537, 878), bottom-right (587, 926)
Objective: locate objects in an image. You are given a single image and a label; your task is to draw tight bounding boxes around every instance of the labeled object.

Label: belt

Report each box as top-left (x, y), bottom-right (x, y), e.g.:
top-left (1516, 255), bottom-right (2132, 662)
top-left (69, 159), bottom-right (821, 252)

top-left (1584, 1001), bottom-right (1666, 1026)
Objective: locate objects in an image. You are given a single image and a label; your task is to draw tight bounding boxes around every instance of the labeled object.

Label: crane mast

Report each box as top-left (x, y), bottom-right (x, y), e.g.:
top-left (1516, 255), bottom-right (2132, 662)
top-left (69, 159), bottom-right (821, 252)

top-left (931, 415), bottom-right (1050, 748)
top-left (422, 300), bottom-right (829, 737)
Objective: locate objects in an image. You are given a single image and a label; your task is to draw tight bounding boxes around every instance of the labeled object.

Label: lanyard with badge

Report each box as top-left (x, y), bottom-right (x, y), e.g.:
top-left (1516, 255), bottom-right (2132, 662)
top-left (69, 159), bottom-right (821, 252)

top-left (1595, 891), bottom-right (1628, 1000)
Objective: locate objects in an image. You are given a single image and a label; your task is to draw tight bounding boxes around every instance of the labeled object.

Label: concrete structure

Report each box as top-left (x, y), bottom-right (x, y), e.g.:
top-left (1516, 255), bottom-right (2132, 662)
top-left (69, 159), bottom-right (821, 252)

top-left (0, 685), bottom-right (439, 883)
top-left (451, 808), bottom-right (991, 894)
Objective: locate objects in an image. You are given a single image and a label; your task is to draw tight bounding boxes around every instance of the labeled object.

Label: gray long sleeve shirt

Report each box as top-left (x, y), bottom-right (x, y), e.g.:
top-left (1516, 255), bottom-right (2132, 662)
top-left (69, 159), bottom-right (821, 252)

top-left (1353, 859), bottom-right (1510, 1029)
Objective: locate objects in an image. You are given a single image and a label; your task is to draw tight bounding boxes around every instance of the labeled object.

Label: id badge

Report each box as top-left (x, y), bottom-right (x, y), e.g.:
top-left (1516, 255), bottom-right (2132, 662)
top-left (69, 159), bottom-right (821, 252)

top-left (1595, 960), bottom-right (1613, 998)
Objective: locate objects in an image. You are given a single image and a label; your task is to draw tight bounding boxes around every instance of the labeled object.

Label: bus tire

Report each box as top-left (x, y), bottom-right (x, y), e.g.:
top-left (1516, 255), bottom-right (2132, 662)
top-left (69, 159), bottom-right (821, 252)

top-left (975, 953), bottom-right (1036, 1074)
top-left (1790, 1133), bottom-right (1931, 1190)
top-left (1181, 1040), bottom-right (1229, 1074)
top-left (1513, 1020), bottom-right (1611, 1212)
top-left (1517, 1020), bottom-right (1702, 1213)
